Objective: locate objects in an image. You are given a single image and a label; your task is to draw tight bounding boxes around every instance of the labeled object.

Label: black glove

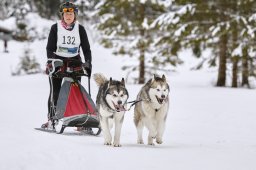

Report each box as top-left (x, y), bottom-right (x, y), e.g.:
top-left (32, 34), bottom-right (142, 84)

top-left (83, 61), bottom-right (92, 77)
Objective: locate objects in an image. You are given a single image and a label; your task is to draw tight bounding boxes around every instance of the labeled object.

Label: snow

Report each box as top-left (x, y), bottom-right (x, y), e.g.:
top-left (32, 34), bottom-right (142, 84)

top-left (1, 39), bottom-right (256, 170)
top-left (210, 25), bottom-right (220, 36)
top-left (0, 17), bottom-right (16, 31)
top-left (142, 18), bottom-right (149, 29)
top-left (0, 25), bottom-right (256, 170)
top-left (232, 44), bottom-right (242, 57)
top-left (152, 4), bottom-right (195, 29)
top-left (174, 24), bottom-right (187, 36)
top-left (25, 13), bottom-right (55, 39)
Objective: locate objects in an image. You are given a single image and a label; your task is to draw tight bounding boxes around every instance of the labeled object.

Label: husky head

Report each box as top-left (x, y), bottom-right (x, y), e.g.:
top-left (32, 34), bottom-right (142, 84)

top-left (105, 77), bottom-right (129, 112)
top-left (148, 74), bottom-right (169, 105)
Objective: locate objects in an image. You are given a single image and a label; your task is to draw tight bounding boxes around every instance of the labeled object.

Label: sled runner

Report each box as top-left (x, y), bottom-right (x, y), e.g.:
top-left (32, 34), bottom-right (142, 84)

top-left (36, 58), bottom-right (101, 135)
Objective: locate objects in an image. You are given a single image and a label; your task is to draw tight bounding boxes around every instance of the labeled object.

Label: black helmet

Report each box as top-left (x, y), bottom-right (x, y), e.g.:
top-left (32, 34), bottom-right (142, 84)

top-left (59, 1), bottom-right (78, 15)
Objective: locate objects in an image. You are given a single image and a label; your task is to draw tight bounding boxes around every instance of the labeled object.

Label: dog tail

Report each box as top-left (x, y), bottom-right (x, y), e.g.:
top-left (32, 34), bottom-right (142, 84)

top-left (93, 73), bottom-right (107, 86)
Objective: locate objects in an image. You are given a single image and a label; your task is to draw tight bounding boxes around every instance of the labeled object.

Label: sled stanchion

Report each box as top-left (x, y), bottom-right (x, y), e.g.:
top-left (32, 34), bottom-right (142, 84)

top-left (88, 76), bottom-right (91, 96)
top-left (95, 127), bottom-right (101, 136)
top-left (57, 126), bottom-right (66, 134)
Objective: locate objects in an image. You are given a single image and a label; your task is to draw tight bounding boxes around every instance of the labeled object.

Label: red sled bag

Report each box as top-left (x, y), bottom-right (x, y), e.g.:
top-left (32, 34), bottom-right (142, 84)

top-left (55, 80), bottom-right (100, 129)
top-left (64, 83), bottom-right (94, 117)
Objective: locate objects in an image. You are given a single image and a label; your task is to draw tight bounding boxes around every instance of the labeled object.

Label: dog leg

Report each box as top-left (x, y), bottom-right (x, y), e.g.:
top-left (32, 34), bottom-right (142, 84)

top-left (147, 135), bottom-right (155, 145)
top-left (108, 118), bottom-right (114, 130)
top-left (144, 117), bottom-right (157, 145)
top-left (136, 120), bottom-right (144, 144)
top-left (101, 117), bottom-right (112, 145)
top-left (113, 114), bottom-right (124, 147)
top-left (134, 109), bottom-right (144, 144)
top-left (156, 120), bottom-right (165, 144)
top-left (156, 109), bottom-right (168, 144)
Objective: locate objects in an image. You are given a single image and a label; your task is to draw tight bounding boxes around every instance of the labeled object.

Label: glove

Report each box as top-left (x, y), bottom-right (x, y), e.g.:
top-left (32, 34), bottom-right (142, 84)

top-left (45, 61), bottom-right (53, 75)
top-left (82, 61), bottom-right (92, 77)
top-left (45, 59), bottom-right (64, 76)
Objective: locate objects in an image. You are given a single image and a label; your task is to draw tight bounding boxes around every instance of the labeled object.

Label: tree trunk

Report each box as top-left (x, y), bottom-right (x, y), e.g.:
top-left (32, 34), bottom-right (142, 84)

top-left (242, 47), bottom-right (249, 87)
top-left (138, 4), bottom-right (145, 84)
top-left (231, 22), bottom-right (238, 88)
top-left (138, 53), bottom-right (145, 84)
top-left (216, 33), bottom-right (227, 87)
top-left (232, 57), bottom-right (238, 88)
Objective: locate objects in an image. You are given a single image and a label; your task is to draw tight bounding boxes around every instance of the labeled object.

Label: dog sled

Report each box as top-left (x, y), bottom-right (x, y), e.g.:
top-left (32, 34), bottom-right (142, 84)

top-left (36, 58), bottom-right (101, 135)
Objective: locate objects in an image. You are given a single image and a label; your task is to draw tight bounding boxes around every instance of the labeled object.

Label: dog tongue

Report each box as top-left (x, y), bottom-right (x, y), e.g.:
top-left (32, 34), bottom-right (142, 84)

top-left (115, 104), bottom-right (126, 112)
top-left (119, 105), bottom-right (126, 111)
top-left (156, 96), bottom-right (165, 104)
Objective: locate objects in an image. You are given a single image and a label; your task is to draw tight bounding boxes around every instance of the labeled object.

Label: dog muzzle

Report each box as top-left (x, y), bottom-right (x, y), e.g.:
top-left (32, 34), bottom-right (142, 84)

top-left (155, 96), bottom-right (167, 104)
top-left (112, 102), bottom-right (126, 112)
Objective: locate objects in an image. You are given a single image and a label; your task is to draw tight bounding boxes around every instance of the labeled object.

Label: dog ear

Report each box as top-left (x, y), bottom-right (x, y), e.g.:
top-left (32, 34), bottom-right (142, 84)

top-left (151, 74), bottom-right (156, 84)
top-left (108, 77), bottom-right (112, 88)
top-left (154, 74), bottom-right (157, 80)
top-left (121, 78), bottom-right (125, 86)
top-left (162, 74), bottom-right (166, 82)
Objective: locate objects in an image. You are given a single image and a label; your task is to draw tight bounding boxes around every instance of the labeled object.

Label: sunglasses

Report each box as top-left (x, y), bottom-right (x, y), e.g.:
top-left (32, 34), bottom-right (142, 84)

top-left (62, 8), bottom-right (75, 13)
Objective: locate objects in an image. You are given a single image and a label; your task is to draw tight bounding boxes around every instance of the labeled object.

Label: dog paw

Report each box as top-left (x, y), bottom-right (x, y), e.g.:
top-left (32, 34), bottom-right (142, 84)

top-left (113, 143), bottom-right (122, 147)
top-left (137, 139), bottom-right (144, 144)
top-left (156, 139), bottom-right (163, 144)
top-left (104, 142), bottom-right (112, 146)
top-left (148, 142), bottom-right (155, 146)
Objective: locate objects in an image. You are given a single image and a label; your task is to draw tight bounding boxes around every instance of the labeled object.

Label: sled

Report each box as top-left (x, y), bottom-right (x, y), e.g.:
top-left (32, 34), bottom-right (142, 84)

top-left (34, 127), bottom-right (56, 133)
top-left (38, 58), bottom-right (101, 135)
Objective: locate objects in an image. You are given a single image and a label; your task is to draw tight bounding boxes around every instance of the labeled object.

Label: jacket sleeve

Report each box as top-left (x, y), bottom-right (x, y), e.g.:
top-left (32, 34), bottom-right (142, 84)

top-left (46, 24), bottom-right (57, 59)
top-left (79, 25), bottom-right (92, 63)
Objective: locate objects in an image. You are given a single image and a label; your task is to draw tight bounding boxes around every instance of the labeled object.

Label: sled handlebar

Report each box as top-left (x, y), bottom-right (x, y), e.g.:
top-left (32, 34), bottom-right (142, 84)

top-left (46, 59), bottom-right (90, 78)
top-left (51, 69), bottom-right (89, 79)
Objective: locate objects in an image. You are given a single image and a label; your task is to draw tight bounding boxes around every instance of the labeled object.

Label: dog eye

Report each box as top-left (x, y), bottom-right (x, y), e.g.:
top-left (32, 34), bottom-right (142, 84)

top-left (113, 94), bottom-right (117, 97)
top-left (120, 94), bottom-right (124, 97)
top-left (157, 89), bottom-right (160, 91)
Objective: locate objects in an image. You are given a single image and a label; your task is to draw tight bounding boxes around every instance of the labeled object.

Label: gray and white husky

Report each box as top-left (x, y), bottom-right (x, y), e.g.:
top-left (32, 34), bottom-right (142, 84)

top-left (134, 74), bottom-right (169, 145)
top-left (93, 73), bottom-right (129, 147)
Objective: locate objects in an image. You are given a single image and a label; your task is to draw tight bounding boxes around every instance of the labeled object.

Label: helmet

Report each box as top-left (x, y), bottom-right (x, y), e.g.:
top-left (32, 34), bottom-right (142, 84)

top-left (59, 1), bottom-right (78, 15)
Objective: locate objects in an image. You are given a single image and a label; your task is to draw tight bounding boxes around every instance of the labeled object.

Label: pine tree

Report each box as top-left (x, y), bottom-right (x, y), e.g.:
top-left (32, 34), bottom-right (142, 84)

top-left (14, 0), bottom-right (30, 41)
top-left (77, 0), bottom-right (100, 23)
top-left (33, 0), bottom-right (61, 19)
top-left (12, 47), bottom-right (41, 75)
top-left (96, 0), bottom-right (166, 84)
top-left (155, 0), bottom-right (256, 88)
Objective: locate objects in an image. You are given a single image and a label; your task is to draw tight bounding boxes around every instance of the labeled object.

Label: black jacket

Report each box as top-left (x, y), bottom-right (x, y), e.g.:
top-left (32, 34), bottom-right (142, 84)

top-left (46, 23), bottom-right (92, 63)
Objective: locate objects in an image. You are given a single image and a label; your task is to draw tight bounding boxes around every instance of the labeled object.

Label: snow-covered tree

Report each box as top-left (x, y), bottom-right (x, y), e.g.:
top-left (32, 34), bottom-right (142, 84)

top-left (12, 46), bottom-right (42, 76)
top-left (76, 0), bottom-right (100, 23)
top-left (33, 0), bottom-right (61, 19)
top-left (155, 0), bottom-right (256, 88)
top-left (0, 0), bottom-right (17, 19)
top-left (96, 0), bottom-right (168, 84)
top-left (14, 0), bottom-right (30, 41)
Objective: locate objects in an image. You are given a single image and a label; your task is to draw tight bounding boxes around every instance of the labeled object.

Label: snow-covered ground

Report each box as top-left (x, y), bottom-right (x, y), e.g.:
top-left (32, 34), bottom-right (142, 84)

top-left (0, 39), bottom-right (255, 170)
